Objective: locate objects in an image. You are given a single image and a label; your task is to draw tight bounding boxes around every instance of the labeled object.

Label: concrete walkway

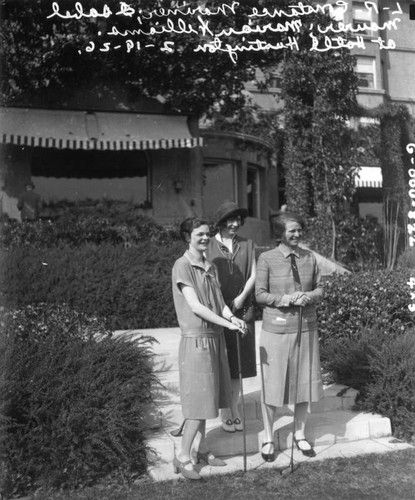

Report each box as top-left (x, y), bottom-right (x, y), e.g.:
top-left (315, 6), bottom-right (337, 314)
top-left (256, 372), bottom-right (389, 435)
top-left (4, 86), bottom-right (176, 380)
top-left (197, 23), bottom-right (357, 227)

top-left (115, 324), bottom-right (413, 482)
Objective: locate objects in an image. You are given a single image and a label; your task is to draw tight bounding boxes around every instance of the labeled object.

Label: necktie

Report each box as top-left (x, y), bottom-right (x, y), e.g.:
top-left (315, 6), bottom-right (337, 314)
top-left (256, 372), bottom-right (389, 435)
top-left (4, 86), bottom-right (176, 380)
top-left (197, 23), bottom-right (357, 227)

top-left (290, 253), bottom-right (302, 291)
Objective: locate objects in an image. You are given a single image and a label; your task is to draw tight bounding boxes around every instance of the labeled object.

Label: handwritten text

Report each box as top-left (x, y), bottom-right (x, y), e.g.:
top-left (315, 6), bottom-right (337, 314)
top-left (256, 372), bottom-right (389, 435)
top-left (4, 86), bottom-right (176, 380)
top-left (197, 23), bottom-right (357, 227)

top-left (45, 1), bottom-right (403, 62)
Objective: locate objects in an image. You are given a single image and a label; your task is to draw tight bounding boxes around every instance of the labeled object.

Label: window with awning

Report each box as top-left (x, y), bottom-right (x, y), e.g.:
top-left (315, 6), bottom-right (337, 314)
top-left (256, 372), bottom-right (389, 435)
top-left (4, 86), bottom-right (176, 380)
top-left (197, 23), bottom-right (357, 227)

top-left (31, 148), bottom-right (150, 205)
top-left (355, 166), bottom-right (382, 188)
top-left (0, 107), bottom-right (203, 150)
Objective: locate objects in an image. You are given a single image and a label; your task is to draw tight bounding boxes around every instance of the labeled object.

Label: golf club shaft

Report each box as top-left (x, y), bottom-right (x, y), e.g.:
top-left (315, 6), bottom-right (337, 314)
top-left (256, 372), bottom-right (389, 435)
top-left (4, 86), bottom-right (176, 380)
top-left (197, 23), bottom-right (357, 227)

top-left (236, 330), bottom-right (247, 472)
top-left (290, 306), bottom-right (303, 470)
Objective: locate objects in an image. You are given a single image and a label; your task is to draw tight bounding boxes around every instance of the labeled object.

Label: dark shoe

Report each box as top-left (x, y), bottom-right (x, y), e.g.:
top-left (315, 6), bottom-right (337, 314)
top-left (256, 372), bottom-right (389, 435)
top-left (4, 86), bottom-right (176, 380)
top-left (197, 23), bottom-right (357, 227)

top-left (196, 450), bottom-right (227, 467)
top-left (173, 456), bottom-right (201, 480)
top-left (261, 441), bottom-right (275, 462)
top-left (294, 437), bottom-right (316, 457)
top-left (222, 418), bottom-right (235, 433)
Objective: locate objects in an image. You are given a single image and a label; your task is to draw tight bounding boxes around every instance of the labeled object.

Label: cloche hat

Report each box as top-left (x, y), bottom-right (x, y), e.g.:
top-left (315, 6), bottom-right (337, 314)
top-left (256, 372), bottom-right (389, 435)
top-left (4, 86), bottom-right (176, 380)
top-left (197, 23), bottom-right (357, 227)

top-left (214, 201), bottom-right (248, 227)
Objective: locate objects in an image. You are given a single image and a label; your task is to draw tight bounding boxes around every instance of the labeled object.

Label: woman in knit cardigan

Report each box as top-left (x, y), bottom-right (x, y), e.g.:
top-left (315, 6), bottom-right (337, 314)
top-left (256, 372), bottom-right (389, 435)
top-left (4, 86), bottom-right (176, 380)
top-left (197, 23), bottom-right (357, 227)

top-left (255, 211), bottom-right (324, 462)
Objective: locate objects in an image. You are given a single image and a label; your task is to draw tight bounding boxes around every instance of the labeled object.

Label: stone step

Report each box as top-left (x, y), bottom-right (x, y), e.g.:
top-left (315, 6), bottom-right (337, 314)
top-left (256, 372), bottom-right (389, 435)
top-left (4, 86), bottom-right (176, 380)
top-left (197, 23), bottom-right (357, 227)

top-left (149, 393), bottom-right (391, 458)
top-left (146, 407), bottom-right (392, 476)
top-left (117, 328), bottom-right (400, 482)
top-left (204, 410), bottom-right (392, 457)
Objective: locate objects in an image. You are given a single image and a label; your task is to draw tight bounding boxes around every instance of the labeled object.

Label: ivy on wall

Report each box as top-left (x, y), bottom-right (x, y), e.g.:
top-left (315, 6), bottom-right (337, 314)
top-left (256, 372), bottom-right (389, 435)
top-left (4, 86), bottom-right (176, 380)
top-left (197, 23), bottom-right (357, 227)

top-left (280, 13), bottom-right (359, 259)
top-left (376, 104), bottom-right (412, 213)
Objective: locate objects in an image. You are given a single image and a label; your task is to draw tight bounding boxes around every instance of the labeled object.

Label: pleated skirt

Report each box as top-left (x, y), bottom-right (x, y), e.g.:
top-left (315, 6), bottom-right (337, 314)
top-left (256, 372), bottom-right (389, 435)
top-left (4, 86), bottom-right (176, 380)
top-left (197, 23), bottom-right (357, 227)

top-left (179, 332), bottom-right (232, 419)
top-left (260, 327), bottom-right (324, 407)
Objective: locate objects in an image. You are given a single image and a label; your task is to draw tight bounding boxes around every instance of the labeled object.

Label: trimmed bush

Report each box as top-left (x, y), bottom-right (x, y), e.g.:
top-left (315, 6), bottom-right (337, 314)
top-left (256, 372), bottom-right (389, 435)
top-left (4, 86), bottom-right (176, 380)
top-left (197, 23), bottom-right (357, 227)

top-left (0, 202), bottom-right (180, 249)
top-left (0, 241), bottom-right (186, 329)
top-left (43, 199), bottom-right (153, 225)
top-left (0, 304), bottom-right (157, 496)
top-left (318, 268), bottom-right (413, 347)
top-left (1, 243), bottom-right (412, 332)
top-left (319, 269), bottom-right (415, 440)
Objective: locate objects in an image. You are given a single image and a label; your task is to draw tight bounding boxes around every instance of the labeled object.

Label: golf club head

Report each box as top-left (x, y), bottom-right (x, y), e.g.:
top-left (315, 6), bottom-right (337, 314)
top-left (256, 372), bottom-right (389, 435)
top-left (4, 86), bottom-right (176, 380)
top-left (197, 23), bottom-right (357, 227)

top-left (280, 462), bottom-right (300, 477)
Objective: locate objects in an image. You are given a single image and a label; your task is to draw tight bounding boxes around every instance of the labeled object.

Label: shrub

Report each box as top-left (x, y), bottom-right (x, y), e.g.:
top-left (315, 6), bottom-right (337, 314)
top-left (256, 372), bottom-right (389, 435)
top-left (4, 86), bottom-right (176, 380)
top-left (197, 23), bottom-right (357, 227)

top-left (322, 322), bottom-right (415, 440)
top-left (0, 241), bottom-right (186, 329)
top-left (318, 268), bottom-right (414, 349)
top-left (319, 269), bottom-right (415, 440)
top-left (397, 246), bottom-right (415, 269)
top-left (362, 330), bottom-right (415, 440)
top-left (0, 304), bottom-right (157, 496)
top-left (305, 214), bottom-right (383, 271)
top-left (0, 201), bottom-right (180, 249)
top-left (44, 199), bottom-right (152, 225)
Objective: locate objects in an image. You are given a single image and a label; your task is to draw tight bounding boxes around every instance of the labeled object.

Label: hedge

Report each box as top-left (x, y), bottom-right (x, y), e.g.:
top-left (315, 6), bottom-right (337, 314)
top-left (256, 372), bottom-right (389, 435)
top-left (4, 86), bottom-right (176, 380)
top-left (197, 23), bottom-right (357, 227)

top-left (318, 269), bottom-right (415, 439)
top-left (318, 268), bottom-right (414, 348)
top-left (1, 244), bottom-right (413, 333)
top-left (0, 304), bottom-right (157, 496)
top-left (0, 211), bottom-right (180, 249)
top-left (0, 241), bottom-right (186, 330)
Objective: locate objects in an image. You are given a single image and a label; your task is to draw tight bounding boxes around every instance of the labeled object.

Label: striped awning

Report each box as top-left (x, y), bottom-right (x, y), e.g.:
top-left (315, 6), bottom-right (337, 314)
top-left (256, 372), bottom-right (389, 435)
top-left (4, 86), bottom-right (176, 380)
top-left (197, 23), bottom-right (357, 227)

top-left (0, 107), bottom-right (203, 150)
top-left (355, 166), bottom-right (382, 188)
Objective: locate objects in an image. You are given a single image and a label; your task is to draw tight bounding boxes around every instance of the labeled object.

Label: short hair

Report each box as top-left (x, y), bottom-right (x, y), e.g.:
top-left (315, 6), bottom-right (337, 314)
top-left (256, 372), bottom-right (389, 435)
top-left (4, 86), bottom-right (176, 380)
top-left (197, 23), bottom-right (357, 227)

top-left (271, 211), bottom-right (305, 244)
top-left (179, 217), bottom-right (210, 242)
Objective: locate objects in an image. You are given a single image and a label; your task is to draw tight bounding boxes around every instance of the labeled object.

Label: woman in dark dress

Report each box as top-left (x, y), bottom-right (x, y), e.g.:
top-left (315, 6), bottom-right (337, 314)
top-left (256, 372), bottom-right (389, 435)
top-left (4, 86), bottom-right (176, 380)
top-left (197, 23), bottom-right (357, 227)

top-left (206, 201), bottom-right (257, 432)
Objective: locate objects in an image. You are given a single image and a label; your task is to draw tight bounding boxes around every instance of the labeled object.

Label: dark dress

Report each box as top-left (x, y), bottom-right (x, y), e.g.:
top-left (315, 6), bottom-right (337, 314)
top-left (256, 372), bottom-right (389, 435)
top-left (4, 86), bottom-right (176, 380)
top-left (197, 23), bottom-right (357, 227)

top-left (206, 235), bottom-right (257, 379)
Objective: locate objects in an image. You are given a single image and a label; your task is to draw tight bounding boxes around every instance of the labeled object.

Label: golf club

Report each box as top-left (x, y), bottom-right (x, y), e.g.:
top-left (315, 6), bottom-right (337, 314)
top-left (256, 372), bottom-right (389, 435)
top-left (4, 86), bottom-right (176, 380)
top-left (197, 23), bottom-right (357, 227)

top-left (236, 327), bottom-right (247, 472)
top-left (280, 306), bottom-right (303, 477)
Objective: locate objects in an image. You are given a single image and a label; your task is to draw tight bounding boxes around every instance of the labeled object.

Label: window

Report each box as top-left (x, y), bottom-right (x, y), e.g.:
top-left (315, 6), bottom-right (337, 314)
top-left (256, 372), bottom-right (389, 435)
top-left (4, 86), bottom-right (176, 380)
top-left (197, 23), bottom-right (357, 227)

top-left (247, 165), bottom-right (260, 218)
top-left (356, 57), bottom-right (376, 88)
top-left (268, 73), bottom-right (283, 89)
top-left (31, 148), bottom-right (150, 205)
top-left (352, 2), bottom-right (374, 36)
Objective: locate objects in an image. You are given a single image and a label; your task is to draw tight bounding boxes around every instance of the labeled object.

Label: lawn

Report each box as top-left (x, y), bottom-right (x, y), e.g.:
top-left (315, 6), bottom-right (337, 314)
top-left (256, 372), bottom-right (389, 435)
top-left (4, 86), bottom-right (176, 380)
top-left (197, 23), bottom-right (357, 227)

top-left (33, 448), bottom-right (415, 500)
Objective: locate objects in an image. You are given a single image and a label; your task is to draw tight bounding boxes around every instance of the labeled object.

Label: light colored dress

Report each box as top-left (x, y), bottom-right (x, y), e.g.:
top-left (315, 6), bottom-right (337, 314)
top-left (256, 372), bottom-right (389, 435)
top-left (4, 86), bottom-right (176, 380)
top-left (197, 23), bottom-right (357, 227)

top-left (255, 244), bottom-right (324, 407)
top-left (172, 250), bottom-right (232, 419)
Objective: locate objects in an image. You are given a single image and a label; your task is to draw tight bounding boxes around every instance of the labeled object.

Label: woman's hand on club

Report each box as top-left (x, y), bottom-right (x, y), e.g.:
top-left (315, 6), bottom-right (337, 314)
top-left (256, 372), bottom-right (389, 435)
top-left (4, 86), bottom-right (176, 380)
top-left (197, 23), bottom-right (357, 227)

top-left (292, 293), bottom-right (310, 307)
top-left (228, 317), bottom-right (248, 336)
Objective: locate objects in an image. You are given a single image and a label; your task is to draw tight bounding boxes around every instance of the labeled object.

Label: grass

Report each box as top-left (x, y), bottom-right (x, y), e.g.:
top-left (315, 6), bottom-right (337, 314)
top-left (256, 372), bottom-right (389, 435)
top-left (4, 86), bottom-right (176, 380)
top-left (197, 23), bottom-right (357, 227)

top-left (32, 448), bottom-right (415, 500)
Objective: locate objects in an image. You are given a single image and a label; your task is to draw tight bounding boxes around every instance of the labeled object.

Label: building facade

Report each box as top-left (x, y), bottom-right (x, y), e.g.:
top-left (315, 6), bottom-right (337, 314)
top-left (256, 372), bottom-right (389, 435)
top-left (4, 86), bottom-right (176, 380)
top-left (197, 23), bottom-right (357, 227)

top-left (244, 0), bottom-right (415, 221)
top-left (1, 0), bottom-right (414, 241)
top-left (0, 90), bottom-right (274, 242)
